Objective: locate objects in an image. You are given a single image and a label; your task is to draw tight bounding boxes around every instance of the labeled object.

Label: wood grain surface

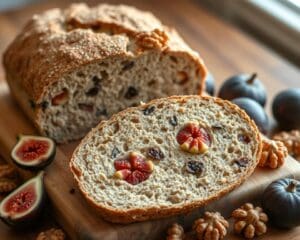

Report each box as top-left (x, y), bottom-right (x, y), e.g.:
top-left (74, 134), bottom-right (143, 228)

top-left (0, 82), bottom-right (299, 239)
top-left (0, 0), bottom-right (299, 239)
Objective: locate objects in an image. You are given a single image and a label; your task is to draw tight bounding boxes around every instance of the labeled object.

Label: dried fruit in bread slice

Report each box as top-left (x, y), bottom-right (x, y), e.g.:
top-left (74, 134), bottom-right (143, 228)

top-left (70, 95), bottom-right (262, 223)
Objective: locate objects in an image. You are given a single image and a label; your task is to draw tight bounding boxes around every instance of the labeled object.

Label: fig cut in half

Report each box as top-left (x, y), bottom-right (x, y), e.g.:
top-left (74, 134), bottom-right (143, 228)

top-left (0, 172), bottom-right (45, 227)
top-left (11, 135), bottom-right (56, 170)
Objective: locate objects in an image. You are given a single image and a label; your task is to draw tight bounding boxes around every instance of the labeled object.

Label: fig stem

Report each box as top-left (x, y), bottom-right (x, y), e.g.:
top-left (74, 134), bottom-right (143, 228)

top-left (247, 73), bottom-right (257, 84)
top-left (286, 180), bottom-right (298, 193)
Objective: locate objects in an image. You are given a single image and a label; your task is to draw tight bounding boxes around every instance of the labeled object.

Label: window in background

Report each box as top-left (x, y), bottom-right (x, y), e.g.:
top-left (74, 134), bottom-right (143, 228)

top-left (199, 0), bottom-right (300, 67)
top-left (286, 0), bottom-right (300, 11)
top-left (0, 0), bottom-right (40, 11)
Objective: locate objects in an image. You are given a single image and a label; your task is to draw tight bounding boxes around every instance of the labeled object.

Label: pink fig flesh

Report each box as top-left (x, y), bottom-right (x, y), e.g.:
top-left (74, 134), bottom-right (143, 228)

top-left (15, 139), bottom-right (50, 162)
top-left (4, 185), bottom-right (36, 214)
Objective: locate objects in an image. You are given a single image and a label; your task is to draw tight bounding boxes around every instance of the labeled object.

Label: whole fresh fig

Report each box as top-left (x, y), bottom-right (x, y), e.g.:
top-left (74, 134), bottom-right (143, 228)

top-left (262, 178), bottom-right (300, 229)
top-left (272, 88), bottom-right (300, 130)
top-left (218, 73), bottom-right (267, 107)
top-left (205, 72), bottom-right (215, 96)
top-left (232, 97), bottom-right (269, 134)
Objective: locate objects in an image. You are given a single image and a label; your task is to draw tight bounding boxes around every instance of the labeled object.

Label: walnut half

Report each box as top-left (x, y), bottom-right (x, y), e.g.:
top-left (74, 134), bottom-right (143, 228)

top-left (193, 211), bottom-right (229, 240)
top-left (232, 203), bottom-right (268, 239)
top-left (273, 130), bottom-right (300, 160)
top-left (166, 223), bottom-right (184, 240)
top-left (258, 136), bottom-right (288, 169)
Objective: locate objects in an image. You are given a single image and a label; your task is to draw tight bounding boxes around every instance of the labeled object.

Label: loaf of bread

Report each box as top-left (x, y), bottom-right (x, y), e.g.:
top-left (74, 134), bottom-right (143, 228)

top-left (3, 3), bottom-right (207, 143)
top-left (70, 95), bottom-right (262, 223)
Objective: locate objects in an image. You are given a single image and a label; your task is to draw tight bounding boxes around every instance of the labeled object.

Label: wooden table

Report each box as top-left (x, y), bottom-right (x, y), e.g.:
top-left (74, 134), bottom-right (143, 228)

top-left (0, 0), bottom-right (299, 239)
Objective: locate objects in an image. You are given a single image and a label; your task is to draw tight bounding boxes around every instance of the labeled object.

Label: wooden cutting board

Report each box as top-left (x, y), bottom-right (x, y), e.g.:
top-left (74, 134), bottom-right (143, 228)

top-left (0, 83), bottom-right (300, 240)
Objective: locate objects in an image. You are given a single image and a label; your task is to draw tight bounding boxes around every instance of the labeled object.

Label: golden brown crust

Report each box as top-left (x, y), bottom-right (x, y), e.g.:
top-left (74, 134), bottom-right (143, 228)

top-left (3, 3), bottom-right (207, 105)
top-left (64, 3), bottom-right (163, 35)
top-left (70, 95), bottom-right (262, 223)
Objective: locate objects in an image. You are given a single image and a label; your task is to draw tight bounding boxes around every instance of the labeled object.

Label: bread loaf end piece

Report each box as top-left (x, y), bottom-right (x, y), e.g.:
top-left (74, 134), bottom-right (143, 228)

top-left (3, 4), bottom-right (207, 142)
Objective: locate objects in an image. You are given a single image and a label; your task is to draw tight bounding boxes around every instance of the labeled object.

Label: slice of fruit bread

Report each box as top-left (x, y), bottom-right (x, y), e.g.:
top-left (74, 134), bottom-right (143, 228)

top-left (70, 95), bottom-right (262, 223)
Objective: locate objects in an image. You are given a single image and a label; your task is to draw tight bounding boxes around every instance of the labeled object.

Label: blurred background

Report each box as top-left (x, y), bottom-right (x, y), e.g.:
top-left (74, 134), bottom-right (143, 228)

top-left (0, 0), bottom-right (299, 67)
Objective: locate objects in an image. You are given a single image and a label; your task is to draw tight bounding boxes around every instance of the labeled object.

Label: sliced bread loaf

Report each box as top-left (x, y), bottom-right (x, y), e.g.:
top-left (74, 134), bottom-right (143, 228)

top-left (70, 95), bottom-right (262, 223)
top-left (3, 3), bottom-right (207, 143)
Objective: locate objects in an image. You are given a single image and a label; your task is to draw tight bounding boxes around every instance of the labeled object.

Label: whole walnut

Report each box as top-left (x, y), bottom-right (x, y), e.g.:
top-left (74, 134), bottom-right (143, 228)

top-left (258, 137), bottom-right (288, 168)
top-left (232, 203), bottom-right (268, 239)
top-left (36, 228), bottom-right (65, 240)
top-left (273, 130), bottom-right (300, 160)
top-left (193, 211), bottom-right (229, 240)
top-left (166, 223), bottom-right (184, 240)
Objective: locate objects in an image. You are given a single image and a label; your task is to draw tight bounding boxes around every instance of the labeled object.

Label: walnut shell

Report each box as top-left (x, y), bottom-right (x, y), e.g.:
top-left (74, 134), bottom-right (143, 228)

top-left (232, 203), bottom-right (268, 239)
top-left (258, 136), bottom-right (288, 168)
top-left (273, 130), bottom-right (300, 160)
top-left (166, 223), bottom-right (184, 240)
top-left (36, 228), bottom-right (65, 240)
top-left (193, 211), bottom-right (229, 240)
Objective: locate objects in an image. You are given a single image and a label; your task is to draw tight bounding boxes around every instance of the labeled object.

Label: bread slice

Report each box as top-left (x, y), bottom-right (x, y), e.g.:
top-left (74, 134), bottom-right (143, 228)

top-left (70, 95), bottom-right (262, 223)
top-left (3, 3), bottom-right (207, 143)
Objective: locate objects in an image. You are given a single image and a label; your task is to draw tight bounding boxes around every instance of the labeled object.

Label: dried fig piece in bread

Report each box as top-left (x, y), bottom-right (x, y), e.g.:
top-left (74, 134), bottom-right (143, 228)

top-left (4, 3), bottom-right (207, 143)
top-left (70, 95), bottom-right (261, 223)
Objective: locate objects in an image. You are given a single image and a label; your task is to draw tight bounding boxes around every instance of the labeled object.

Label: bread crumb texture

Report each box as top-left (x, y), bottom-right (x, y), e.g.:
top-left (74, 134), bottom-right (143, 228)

top-left (4, 3), bottom-right (207, 142)
top-left (70, 96), bottom-right (261, 215)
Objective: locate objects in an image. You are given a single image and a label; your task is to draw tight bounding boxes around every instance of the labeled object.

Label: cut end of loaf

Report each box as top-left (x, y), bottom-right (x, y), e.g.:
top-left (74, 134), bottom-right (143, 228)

top-left (39, 51), bottom-right (203, 143)
top-left (3, 3), bottom-right (207, 143)
top-left (70, 95), bottom-right (262, 223)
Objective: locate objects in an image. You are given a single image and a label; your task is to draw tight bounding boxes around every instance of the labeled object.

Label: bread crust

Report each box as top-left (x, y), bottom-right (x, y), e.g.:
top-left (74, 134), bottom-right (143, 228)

top-left (3, 3), bottom-right (207, 104)
top-left (70, 95), bottom-right (262, 223)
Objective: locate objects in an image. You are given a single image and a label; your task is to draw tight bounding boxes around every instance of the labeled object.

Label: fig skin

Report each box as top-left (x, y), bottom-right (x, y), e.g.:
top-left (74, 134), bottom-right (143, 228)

top-left (272, 88), bottom-right (300, 130)
top-left (11, 135), bottom-right (56, 170)
top-left (0, 172), bottom-right (45, 228)
top-left (218, 73), bottom-right (267, 107)
top-left (205, 72), bottom-right (215, 96)
top-left (262, 178), bottom-right (300, 229)
top-left (232, 97), bottom-right (269, 134)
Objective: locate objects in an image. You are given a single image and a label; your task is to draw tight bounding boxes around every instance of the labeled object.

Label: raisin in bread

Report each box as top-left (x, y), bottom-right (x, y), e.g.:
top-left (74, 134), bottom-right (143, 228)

top-left (70, 95), bottom-right (262, 223)
top-left (3, 3), bottom-right (207, 143)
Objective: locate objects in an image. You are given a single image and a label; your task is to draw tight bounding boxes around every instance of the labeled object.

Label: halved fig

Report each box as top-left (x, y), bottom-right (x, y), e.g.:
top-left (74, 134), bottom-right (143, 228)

top-left (0, 172), bottom-right (45, 227)
top-left (11, 135), bottom-right (56, 170)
